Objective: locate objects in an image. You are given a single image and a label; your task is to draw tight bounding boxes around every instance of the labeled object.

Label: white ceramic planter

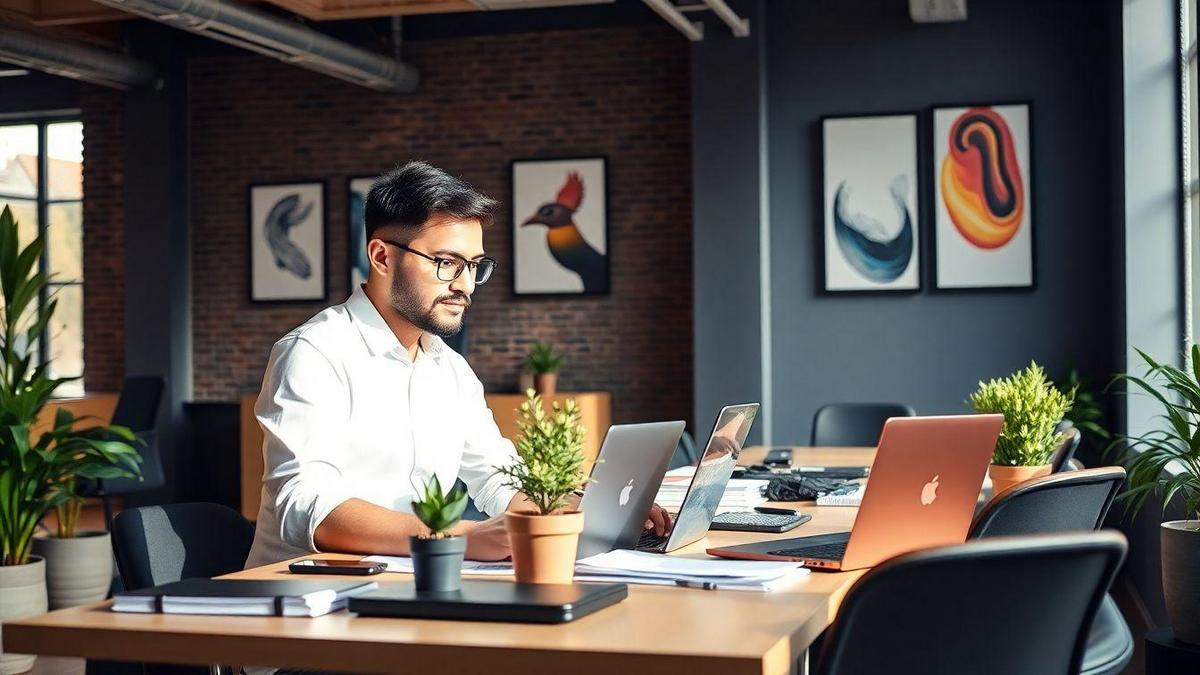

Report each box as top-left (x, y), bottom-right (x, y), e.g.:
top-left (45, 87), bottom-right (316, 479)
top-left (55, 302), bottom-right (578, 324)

top-left (31, 531), bottom-right (113, 610)
top-left (0, 556), bottom-right (48, 675)
top-left (1162, 520), bottom-right (1200, 644)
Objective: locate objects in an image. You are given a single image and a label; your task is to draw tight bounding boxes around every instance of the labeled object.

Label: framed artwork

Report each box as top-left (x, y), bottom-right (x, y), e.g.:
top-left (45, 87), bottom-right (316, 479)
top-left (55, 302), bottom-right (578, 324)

top-left (511, 157), bottom-right (610, 296)
top-left (820, 113), bottom-right (921, 292)
top-left (348, 176), bottom-right (374, 291)
top-left (249, 181), bottom-right (326, 302)
top-left (932, 103), bottom-right (1034, 289)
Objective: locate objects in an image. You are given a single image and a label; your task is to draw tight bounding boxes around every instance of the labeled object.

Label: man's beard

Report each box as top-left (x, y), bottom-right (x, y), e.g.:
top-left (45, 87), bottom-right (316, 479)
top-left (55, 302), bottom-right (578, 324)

top-left (391, 275), bottom-right (470, 338)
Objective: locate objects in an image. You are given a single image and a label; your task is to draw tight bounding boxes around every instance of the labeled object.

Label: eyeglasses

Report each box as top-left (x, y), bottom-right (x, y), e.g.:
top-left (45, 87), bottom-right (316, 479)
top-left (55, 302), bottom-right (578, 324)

top-left (381, 240), bottom-right (497, 285)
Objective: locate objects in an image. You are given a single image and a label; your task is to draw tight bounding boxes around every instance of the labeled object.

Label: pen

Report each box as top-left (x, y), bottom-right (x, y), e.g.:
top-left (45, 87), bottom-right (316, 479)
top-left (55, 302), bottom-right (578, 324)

top-left (674, 579), bottom-right (717, 590)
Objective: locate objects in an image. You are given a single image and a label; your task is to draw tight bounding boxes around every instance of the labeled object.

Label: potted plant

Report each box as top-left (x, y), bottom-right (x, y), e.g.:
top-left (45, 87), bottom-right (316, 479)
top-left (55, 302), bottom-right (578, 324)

top-left (969, 361), bottom-right (1074, 496)
top-left (1111, 346), bottom-right (1200, 644)
top-left (409, 475), bottom-right (469, 593)
top-left (524, 341), bottom-right (564, 397)
top-left (495, 390), bottom-right (590, 584)
top-left (0, 205), bottom-right (141, 673)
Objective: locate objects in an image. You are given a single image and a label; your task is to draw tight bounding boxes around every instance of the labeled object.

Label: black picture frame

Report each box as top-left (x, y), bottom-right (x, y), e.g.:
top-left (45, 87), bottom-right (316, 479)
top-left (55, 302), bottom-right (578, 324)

top-left (509, 156), bottom-right (611, 297)
top-left (248, 180), bottom-right (328, 303)
top-left (928, 101), bottom-right (1036, 292)
top-left (817, 111), bottom-right (923, 295)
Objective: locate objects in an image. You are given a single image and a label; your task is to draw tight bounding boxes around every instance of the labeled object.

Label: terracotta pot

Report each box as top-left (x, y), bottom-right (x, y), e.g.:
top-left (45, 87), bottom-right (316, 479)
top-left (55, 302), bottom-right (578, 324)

top-left (988, 464), bottom-right (1051, 497)
top-left (32, 531), bottom-right (113, 609)
top-left (505, 510), bottom-right (584, 584)
top-left (1162, 520), bottom-right (1200, 644)
top-left (409, 535), bottom-right (465, 593)
top-left (534, 373), bottom-right (558, 397)
top-left (0, 556), bottom-right (47, 675)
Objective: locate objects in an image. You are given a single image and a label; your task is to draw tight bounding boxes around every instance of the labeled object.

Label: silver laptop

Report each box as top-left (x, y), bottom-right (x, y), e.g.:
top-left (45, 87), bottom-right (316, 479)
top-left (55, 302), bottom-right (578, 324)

top-left (637, 403), bottom-right (760, 553)
top-left (575, 421), bottom-right (686, 559)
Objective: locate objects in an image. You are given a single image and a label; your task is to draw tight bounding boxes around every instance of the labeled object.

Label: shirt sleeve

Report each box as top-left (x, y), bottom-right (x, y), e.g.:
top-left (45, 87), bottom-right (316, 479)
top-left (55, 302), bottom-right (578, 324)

top-left (456, 365), bottom-right (521, 517)
top-left (256, 337), bottom-right (354, 552)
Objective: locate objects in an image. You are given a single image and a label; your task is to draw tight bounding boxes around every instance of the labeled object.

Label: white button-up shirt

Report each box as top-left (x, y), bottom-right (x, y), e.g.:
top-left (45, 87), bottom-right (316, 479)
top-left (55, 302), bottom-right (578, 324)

top-left (244, 285), bottom-right (520, 568)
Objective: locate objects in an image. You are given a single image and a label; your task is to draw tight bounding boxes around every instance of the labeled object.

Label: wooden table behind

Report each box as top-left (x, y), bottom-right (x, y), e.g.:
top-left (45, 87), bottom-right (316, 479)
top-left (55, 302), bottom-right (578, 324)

top-left (6, 446), bottom-right (872, 675)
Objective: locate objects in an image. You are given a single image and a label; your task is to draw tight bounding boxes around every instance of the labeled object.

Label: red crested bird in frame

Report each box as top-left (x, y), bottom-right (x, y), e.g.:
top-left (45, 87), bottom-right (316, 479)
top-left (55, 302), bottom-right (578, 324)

top-left (520, 172), bottom-right (609, 293)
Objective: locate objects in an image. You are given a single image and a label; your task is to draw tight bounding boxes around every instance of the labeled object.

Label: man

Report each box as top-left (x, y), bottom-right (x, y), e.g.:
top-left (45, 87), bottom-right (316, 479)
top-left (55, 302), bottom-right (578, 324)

top-left (246, 161), bottom-right (670, 570)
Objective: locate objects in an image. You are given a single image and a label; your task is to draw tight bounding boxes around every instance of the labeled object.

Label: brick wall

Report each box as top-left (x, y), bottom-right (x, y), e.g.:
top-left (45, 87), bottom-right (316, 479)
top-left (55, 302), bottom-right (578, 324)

top-left (187, 23), bottom-right (693, 427)
top-left (80, 85), bottom-right (125, 393)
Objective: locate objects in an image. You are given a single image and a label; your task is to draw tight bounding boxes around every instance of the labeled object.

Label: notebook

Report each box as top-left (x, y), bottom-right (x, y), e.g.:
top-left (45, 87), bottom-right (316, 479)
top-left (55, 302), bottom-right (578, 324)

top-left (112, 578), bottom-right (379, 617)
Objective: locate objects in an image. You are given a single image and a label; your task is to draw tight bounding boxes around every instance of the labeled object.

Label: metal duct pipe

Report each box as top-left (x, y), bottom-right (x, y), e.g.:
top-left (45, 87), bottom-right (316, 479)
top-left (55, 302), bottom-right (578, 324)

top-left (641, 0), bottom-right (703, 41)
top-left (0, 24), bottom-right (157, 90)
top-left (701, 0), bottom-right (749, 37)
top-left (91, 0), bottom-right (419, 92)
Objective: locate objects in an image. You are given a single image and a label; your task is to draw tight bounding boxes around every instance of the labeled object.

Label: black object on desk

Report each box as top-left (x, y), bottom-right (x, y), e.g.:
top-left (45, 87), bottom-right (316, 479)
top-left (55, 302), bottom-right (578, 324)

top-left (1146, 626), bottom-right (1200, 674)
top-left (710, 511), bottom-right (811, 533)
top-left (349, 580), bottom-right (628, 624)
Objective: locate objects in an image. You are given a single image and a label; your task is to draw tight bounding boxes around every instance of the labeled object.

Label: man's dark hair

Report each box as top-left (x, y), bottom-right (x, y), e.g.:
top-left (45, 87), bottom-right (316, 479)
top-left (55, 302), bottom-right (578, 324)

top-left (364, 161), bottom-right (498, 239)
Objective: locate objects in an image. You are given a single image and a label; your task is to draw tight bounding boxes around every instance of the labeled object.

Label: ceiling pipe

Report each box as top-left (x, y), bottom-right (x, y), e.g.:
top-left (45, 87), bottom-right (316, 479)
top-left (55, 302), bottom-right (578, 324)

top-left (90, 0), bottom-right (419, 92)
top-left (0, 23), bottom-right (157, 89)
top-left (641, 0), bottom-right (703, 41)
top-left (701, 0), bottom-right (749, 37)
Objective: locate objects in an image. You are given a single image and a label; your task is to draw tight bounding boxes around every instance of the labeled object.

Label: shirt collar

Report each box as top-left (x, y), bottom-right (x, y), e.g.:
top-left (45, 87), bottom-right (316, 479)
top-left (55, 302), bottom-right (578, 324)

top-left (345, 285), bottom-right (446, 362)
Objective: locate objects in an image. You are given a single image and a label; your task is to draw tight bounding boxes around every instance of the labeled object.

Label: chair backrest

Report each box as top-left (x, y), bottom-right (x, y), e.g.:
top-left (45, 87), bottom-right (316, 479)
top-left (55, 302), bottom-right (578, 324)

top-left (1049, 426), bottom-right (1082, 473)
top-left (810, 403), bottom-right (916, 446)
top-left (99, 429), bottom-right (166, 496)
top-left (111, 502), bottom-right (255, 590)
top-left (814, 532), bottom-right (1127, 675)
top-left (668, 429), bottom-right (699, 470)
top-left (110, 375), bottom-right (165, 432)
top-left (969, 466), bottom-right (1126, 539)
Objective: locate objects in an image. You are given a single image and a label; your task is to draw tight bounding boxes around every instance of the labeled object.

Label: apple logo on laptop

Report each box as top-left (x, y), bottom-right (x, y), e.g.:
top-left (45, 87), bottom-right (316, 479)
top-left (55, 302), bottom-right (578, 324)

top-left (619, 479), bottom-right (634, 507)
top-left (921, 475), bottom-right (940, 506)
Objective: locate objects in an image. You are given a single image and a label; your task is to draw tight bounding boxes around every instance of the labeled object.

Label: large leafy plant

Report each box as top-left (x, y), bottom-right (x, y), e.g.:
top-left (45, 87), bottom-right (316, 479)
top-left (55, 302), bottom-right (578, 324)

top-left (411, 475), bottom-right (468, 539)
top-left (1056, 366), bottom-right (1111, 444)
top-left (0, 205), bottom-right (141, 565)
top-left (494, 390), bottom-right (589, 515)
top-left (1110, 347), bottom-right (1200, 523)
top-left (969, 361), bottom-right (1074, 467)
top-left (524, 341), bottom-right (564, 375)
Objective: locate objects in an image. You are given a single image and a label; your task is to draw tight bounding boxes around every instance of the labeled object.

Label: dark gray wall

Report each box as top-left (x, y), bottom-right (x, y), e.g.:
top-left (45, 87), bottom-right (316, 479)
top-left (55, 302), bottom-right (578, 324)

top-left (764, 0), bottom-right (1121, 443)
top-left (0, 70), bottom-right (78, 115)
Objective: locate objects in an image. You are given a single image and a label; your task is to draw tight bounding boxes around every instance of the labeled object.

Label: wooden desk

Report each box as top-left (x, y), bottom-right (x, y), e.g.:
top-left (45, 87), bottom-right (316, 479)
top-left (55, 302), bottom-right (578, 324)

top-left (239, 391), bottom-right (613, 520)
top-left (5, 447), bottom-right (873, 675)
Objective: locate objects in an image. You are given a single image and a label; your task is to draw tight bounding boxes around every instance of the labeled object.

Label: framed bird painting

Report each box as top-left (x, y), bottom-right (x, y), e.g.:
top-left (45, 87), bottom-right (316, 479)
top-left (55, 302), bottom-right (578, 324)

top-left (511, 157), bottom-right (610, 296)
top-left (249, 181), bottom-right (327, 302)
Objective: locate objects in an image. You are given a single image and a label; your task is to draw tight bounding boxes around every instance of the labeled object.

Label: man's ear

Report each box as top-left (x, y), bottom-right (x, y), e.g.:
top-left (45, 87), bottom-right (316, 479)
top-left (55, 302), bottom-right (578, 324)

top-left (367, 238), bottom-right (391, 277)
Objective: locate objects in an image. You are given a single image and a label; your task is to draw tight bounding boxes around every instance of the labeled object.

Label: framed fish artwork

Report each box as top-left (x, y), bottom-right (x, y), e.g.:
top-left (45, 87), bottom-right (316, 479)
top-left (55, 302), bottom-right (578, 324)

top-left (820, 113), bottom-right (921, 293)
top-left (511, 157), bottom-right (610, 296)
top-left (248, 181), bottom-right (327, 302)
top-left (348, 175), bottom-right (374, 292)
top-left (931, 103), bottom-right (1034, 290)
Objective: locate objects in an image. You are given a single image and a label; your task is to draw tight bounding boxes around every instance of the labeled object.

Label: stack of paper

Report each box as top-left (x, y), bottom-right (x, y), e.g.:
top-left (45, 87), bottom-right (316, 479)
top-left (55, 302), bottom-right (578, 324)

top-left (654, 466), bottom-right (769, 513)
top-left (574, 550), bottom-right (810, 592)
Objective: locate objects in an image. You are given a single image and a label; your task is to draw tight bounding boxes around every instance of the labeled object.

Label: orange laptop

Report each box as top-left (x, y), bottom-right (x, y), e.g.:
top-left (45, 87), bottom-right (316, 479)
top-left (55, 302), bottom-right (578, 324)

top-left (707, 414), bottom-right (1003, 571)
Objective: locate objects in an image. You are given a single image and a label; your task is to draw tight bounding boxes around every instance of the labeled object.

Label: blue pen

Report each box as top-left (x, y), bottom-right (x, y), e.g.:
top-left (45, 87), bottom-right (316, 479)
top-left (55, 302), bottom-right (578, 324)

top-left (675, 579), bottom-right (717, 590)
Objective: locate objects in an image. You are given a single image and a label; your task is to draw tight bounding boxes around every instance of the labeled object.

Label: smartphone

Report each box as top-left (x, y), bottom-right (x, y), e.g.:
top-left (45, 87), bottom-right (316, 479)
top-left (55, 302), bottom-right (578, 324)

top-left (763, 447), bottom-right (793, 467)
top-left (288, 559), bottom-right (387, 576)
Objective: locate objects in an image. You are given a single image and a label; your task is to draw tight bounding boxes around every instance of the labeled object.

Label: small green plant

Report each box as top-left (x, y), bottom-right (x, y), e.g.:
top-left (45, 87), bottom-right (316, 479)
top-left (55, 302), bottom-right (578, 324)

top-left (524, 341), bottom-right (564, 375)
top-left (1108, 346), bottom-right (1200, 523)
top-left (494, 390), bottom-right (589, 515)
top-left (1056, 366), bottom-right (1111, 444)
top-left (0, 205), bottom-right (141, 564)
top-left (411, 474), bottom-right (469, 539)
top-left (968, 361), bottom-right (1074, 467)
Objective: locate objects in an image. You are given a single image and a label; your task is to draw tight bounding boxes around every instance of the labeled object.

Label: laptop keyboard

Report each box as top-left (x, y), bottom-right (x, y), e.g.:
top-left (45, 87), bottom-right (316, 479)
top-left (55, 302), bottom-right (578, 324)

top-left (769, 541), bottom-right (848, 560)
top-left (637, 531), bottom-right (668, 550)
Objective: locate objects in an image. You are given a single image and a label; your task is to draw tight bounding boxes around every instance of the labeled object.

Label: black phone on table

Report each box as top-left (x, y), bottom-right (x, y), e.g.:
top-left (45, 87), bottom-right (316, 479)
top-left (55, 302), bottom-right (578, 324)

top-left (288, 559), bottom-right (387, 575)
top-left (764, 447), bottom-right (793, 467)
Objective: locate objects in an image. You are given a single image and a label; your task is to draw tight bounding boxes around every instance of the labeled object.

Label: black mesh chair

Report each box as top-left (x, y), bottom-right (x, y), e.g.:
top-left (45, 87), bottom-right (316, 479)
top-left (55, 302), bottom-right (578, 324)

top-left (1049, 426), bottom-right (1083, 474)
top-left (668, 429), bottom-right (699, 470)
top-left (969, 467), bottom-right (1132, 675)
top-left (813, 532), bottom-right (1127, 675)
top-left (810, 403), bottom-right (915, 447)
top-left (81, 375), bottom-right (166, 525)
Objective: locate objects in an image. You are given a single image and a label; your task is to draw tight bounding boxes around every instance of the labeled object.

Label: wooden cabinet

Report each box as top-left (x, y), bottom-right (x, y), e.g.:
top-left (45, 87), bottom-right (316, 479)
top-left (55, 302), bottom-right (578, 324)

top-left (239, 391), bottom-right (612, 520)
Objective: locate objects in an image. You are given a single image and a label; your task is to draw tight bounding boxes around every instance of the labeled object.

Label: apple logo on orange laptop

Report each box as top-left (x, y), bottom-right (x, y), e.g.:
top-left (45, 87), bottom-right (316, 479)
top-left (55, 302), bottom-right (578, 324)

top-left (921, 475), bottom-right (940, 506)
top-left (619, 479), bottom-right (634, 507)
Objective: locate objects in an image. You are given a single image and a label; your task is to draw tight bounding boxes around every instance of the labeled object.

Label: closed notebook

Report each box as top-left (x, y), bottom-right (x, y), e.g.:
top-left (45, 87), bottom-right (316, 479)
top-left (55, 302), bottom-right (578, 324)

top-left (112, 579), bottom-right (378, 617)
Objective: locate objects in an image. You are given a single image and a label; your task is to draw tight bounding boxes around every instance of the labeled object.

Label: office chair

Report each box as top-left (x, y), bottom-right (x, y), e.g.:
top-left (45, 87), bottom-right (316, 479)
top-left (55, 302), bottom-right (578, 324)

top-left (810, 403), bottom-right (915, 447)
top-left (112, 503), bottom-right (255, 675)
top-left (80, 375), bottom-right (167, 525)
top-left (668, 429), bottom-right (698, 470)
top-left (1049, 427), bottom-right (1083, 474)
top-left (813, 532), bottom-right (1127, 675)
top-left (969, 467), bottom-right (1132, 675)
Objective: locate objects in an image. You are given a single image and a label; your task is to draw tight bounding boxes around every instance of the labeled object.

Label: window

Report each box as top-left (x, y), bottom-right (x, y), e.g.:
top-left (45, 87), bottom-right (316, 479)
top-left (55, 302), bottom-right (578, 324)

top-left (0, 118), bottom-right (85, 397)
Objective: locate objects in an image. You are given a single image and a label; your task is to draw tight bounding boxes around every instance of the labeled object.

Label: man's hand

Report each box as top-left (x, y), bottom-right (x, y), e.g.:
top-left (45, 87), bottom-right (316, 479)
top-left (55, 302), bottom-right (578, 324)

top-left (462, 516), bottom-right (512, 561)
top-left (644, 503), bottom-right (673, 536)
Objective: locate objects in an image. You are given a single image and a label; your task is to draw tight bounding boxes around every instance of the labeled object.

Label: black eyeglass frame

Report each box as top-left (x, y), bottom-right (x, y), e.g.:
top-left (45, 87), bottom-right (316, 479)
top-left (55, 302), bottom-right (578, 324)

top-left (380, 239), bottom-right (498, 284)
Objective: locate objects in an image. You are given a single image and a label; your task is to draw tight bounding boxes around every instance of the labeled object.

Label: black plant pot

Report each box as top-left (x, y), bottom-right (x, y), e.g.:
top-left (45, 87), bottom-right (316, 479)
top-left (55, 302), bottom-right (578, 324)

top-left (409, 535), bottom-right (466, 593)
